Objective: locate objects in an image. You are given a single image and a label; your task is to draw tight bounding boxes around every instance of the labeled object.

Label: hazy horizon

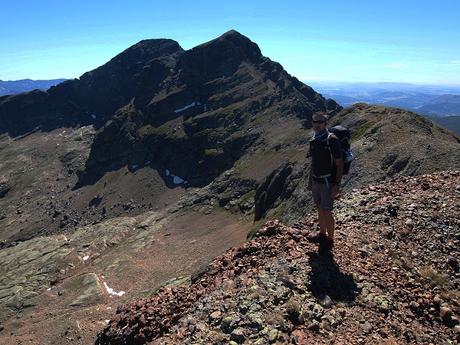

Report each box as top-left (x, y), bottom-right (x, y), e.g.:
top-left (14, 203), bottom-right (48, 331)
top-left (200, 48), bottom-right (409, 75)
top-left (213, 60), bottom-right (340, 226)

top-left (2, 78), bottom-right (460, 89)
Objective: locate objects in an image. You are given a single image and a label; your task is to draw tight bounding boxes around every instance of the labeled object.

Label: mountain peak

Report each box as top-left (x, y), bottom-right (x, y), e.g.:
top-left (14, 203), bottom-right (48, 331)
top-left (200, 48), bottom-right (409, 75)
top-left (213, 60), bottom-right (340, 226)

top-left (104, 38), bottom-right (183, 68)
top-left (218, 29), bottom-right (245, 39)
top-left (191, 29), bottom-right (262, 63)
top-left (128, 38), bottom-right (182, 53)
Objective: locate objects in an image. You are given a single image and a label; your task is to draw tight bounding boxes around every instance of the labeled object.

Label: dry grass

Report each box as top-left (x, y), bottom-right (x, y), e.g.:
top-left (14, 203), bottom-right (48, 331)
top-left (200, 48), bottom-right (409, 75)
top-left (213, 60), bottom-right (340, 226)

top-left (418, 266), bottom-right (449, 288)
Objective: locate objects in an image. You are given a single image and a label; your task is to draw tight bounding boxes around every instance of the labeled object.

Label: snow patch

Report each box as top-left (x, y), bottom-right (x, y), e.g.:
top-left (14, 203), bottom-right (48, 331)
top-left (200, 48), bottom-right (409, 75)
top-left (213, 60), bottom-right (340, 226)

top-left (83, 255), bottom-right (90, 261)
top-left (103, 281), bottom-right (126, 297)
top-left (174, 101), bottom-right (201, 113)
top-left (173, 175), bottom-right (184, 184)
top-left (166, 169), bottom-right (188, 184)
top-left (165, 168), bottom-right (188, 185)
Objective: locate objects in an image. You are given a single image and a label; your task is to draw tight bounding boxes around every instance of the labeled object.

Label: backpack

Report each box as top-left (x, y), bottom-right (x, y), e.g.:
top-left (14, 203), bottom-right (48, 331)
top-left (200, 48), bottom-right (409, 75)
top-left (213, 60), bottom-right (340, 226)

top-left (327, 125), bottom-right (353, 175)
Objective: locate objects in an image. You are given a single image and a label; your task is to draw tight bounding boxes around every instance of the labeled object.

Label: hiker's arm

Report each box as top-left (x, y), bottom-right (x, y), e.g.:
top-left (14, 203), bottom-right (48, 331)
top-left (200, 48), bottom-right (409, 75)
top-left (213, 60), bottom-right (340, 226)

top-left (307, 168), bottom-right (313, 190)
top-left (334, 157), bottom-right (343, 186)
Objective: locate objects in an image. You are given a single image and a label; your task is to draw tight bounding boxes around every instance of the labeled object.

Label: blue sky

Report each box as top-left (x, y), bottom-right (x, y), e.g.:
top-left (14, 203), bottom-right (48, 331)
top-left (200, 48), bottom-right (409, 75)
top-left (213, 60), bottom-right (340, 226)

top-left (1, 0), bottom-right (459, 85)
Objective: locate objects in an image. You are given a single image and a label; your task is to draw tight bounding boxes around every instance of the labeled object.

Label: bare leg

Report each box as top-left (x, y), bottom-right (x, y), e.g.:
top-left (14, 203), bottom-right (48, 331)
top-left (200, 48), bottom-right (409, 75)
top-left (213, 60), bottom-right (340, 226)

top-left (317, 205), bottom-right (327, 235)
top-left (323, 210), bottom-right (335, 240)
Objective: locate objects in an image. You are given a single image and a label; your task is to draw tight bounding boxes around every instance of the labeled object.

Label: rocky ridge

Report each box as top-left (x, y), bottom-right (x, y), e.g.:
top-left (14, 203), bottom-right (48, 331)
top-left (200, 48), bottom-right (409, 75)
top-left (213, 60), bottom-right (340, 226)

top-left (0, 31), bottom-right (460, 345)
top-left (96, 170), bottom-right (460, 344)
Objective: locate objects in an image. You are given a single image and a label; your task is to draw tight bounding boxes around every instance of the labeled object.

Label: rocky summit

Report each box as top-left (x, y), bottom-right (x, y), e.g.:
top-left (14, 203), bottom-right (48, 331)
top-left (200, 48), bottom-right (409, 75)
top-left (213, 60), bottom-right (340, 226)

top-left (0, 30), bottom-right (459, 345)
top-left (97, 170), bottom-right (460, 345)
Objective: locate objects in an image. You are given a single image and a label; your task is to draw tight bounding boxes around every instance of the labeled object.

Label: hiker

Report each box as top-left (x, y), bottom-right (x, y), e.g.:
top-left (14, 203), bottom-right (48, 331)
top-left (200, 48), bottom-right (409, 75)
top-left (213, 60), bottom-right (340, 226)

top-left (307, 112), bottom-right (344, 253)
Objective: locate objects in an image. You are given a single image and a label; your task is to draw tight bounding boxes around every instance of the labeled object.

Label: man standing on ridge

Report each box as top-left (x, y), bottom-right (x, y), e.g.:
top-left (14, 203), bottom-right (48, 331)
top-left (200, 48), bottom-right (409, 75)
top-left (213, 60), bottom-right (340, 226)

top-left (307, 112), bottom-right (343, 253)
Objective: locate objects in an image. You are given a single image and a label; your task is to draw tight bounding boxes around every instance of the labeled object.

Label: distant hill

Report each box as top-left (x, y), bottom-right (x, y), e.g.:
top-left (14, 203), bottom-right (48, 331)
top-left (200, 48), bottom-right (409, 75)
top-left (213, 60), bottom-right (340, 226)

top-left (417, 94), bottom-right (460, 117)
top-left (311, 81), bottom-right (460, 117)
top-left (429, 115), bottom-right (460, 135)
top-left (0, 79), bottom-right (66, 96)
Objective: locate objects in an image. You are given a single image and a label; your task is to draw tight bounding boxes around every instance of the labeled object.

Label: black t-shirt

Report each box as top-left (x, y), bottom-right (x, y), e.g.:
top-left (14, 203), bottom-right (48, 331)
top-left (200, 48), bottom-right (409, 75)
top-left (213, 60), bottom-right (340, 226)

top-left (309, 132), bottom-right (342, 181)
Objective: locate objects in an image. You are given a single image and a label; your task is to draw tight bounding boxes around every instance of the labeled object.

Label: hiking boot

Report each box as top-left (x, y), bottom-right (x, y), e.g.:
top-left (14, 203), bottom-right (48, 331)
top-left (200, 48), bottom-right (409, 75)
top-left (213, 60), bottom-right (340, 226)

top-left (319, 238), bottom-right (334, 256)
top-left (307, 232), bottom-right (328, 243)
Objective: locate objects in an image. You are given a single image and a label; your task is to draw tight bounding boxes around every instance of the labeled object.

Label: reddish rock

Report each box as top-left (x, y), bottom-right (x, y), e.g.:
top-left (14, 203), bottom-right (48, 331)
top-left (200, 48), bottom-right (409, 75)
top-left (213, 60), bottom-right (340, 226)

top-left (440, 306), bottom-right (457, 326)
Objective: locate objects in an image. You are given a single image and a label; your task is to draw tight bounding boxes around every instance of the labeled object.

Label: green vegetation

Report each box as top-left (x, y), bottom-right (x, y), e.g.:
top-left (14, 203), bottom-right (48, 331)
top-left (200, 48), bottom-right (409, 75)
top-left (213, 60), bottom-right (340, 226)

top-left (238, 189), bottom-right (256, 205)
top-left (351, 121), bottom-right (373, 141)
top-left (76, 163), bottom-right (87, 175)
top-left (246, 201), bottom-right (287, 239)
top-left (247, 219), bottom-right (265, 240)
top-left (204, 148), bottom-right (224, 157)
top-left (137, 124), bottom-right (169, 138)
top-left (269, 201), bottom-right (287, 220)
top-left (137, 123), bottom-right (186, 140)
top-left (234, 148), bottom-right (301, 179)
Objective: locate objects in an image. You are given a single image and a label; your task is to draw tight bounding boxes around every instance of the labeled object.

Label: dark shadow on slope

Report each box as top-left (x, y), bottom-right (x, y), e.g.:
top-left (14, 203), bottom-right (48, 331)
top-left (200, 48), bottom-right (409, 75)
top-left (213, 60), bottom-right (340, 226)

top-left (307, 250), bottom-right (359, 303)
top-left (73, 115), bottom-right (259, 189)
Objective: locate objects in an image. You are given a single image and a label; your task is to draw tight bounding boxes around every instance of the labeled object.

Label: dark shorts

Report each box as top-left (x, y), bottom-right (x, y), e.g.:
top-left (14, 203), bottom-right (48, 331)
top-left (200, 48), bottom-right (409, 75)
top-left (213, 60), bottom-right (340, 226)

top-left (312, 181), bottom-right (334, 211)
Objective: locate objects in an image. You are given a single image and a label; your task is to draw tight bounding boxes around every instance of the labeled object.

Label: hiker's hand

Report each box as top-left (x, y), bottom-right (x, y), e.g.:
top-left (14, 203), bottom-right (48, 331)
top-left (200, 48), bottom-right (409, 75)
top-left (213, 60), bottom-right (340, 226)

top-left (331, 185), bottom-right (340, 199)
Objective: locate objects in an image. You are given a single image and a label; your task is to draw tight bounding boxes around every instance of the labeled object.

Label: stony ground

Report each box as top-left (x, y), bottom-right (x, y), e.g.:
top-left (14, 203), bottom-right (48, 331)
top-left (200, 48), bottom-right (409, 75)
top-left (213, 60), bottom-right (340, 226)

top-left (96, 170), bottom-right (460, 345)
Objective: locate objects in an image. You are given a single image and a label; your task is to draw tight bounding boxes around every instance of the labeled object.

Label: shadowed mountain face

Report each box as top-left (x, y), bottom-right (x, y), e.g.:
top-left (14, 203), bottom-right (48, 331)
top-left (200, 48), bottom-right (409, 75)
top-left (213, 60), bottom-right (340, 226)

top-left (0, 30), bottom-right (342, 247)
top-left (0, 39), bottom-right (183, 136)
top-left (1, 30), bottom-right (341, 188)
top-left (77, 30), bottom-right (340, 187)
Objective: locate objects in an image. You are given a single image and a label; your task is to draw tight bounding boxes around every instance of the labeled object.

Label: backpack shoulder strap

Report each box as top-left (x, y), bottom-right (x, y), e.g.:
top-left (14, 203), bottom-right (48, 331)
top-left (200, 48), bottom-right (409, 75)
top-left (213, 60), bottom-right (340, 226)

top-left (326, 131), bottom-right (335, 167)
top-left (326, 131), bottom-right (336, 146)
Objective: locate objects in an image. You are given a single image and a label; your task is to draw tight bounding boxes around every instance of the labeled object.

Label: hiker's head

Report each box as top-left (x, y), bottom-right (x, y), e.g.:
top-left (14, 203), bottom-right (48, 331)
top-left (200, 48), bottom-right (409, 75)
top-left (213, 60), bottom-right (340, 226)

top-left (312, 113), bottom-right (328, 132)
